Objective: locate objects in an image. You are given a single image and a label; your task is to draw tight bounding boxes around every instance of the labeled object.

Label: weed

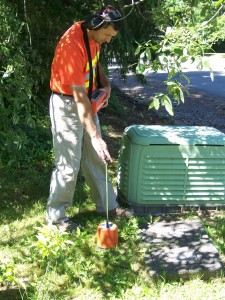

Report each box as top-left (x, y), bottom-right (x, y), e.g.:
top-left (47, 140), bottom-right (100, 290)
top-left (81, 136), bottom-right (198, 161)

top-left (32, 225), bottom-right (76, 260)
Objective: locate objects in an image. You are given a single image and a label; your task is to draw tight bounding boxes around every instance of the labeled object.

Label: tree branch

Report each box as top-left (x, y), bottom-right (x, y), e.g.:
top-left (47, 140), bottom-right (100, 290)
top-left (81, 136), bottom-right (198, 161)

top-left (23, 0), bottom-right (32, 47)
top-left (202, 3), bottom-right (224, 26)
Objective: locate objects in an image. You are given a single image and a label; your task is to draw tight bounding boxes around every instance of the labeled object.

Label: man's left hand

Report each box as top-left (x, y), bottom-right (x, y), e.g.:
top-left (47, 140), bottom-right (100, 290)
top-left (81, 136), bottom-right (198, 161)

top-left (100, 86), bottom-right (111, 108)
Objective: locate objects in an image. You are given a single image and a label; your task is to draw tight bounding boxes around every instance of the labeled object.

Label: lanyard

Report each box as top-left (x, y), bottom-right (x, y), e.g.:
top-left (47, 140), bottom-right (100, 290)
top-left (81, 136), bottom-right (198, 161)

top-left (81, 22), bottom-right (94, 100)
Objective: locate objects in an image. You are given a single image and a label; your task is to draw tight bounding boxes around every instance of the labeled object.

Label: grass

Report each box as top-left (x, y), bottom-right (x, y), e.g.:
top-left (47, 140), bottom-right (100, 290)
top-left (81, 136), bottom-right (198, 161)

top-left (1, 162), bottom-right (225, 300)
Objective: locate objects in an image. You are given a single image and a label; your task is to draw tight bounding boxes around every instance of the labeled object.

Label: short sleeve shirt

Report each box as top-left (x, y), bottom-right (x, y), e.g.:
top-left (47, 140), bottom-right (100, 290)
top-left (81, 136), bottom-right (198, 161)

top-left (50, 21), bottom-right (100, 95)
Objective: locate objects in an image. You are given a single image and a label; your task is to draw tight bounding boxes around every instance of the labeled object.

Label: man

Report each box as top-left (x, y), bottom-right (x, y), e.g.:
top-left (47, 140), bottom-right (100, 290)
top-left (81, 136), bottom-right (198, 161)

top-left (46, 5), bottom-right (133, 233)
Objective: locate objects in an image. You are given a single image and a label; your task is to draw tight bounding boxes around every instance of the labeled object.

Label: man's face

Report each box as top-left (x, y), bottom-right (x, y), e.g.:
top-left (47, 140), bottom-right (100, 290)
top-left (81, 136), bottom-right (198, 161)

top-left (91, 25), bottom-right (118, 45)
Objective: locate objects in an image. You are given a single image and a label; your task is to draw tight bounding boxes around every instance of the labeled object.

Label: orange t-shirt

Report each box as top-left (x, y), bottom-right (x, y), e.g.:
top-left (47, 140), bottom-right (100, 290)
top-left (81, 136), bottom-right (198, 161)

top-left (50, 21), bottom-right (100, 95)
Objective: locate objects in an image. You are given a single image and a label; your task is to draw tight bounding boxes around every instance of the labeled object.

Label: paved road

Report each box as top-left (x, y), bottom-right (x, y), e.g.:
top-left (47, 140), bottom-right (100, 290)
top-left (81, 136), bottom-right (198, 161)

top-left (145, 57), bottom-right (225, 99)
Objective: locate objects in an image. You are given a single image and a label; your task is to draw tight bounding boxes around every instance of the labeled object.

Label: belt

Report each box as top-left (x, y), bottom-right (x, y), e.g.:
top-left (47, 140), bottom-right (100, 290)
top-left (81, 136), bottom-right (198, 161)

top-left (52, 91), bottom-right (73, 97)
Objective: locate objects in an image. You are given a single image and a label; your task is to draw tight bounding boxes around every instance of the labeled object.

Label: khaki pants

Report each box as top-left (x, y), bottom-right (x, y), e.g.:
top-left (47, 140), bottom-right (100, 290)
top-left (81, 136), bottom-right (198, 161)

top-left (46, 93), bottom-right (118, 224)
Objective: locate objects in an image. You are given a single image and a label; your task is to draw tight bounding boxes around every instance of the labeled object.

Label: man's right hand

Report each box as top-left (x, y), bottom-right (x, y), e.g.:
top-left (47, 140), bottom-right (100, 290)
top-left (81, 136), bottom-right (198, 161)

top-left (91, 135), bottom-right (112, 164)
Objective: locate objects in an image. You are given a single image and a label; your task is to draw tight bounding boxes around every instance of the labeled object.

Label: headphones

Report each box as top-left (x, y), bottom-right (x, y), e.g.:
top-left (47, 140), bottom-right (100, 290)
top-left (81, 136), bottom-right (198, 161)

top-left (84, 1), bottom-right (135, 30)
top-left (84, 9), bottom-right (122, 30)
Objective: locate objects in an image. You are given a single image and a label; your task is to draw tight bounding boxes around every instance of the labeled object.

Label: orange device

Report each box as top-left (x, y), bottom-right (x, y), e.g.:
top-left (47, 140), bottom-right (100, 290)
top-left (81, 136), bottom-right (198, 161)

top-left (91, 89), bottom-right (107, 115)
top-left (97, 222), bottom-right (118, 249)
top-left (96, 163), bottom-right (119, 250)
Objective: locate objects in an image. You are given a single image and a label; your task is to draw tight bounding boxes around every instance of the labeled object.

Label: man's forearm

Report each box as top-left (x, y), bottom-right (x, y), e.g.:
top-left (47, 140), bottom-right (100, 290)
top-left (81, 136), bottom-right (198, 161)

top-left (70, 84), bottom-right (112, 163)
top-left (76, 101), bottom-right (99, 138)
top-left (98, 62), bottom-right (110, 88)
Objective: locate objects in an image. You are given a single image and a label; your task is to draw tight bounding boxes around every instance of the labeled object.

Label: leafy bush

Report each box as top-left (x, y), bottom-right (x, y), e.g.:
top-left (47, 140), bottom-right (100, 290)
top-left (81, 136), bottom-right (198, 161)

top-left (0, 1), bottom-right (47, 167)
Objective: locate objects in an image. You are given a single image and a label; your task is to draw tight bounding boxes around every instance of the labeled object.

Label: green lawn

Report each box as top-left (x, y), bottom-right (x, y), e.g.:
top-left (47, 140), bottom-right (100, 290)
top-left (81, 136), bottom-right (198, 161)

top-left (1, 162), bottom-right (225, 300)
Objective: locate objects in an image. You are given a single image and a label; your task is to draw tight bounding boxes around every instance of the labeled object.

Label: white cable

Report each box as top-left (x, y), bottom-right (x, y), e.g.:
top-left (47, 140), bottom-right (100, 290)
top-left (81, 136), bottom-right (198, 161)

top-left (112, 0), bottom-right (135, 22)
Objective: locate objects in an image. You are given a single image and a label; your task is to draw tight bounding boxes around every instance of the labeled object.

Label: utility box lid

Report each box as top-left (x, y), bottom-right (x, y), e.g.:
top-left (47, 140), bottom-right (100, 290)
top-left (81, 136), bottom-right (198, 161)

top-left (125, 125), bottom-right (225, 146)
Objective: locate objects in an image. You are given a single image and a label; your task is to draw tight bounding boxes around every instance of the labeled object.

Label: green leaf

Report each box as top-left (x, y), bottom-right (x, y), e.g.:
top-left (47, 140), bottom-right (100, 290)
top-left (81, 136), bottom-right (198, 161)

top-left (65, 240), bottom-right (75, 245)
top-left (164, 97), bottom-right (174, 116)
top-left (140, 52), bottom-right (145, 59)
top-left (180, 56), bottom-right (188, 63)
top-left (12, 114), bottom-right (20, 125)
top-left (135, 45), bottom-right (141, 56)
top-left (168, 69), bottom-right (176, 79)
top-left (195, 56), bottom-right (203, 70)
top-left (177, 87), bottom-right (184, 103)
top-left (173, 47), bottom-right (183, 56)
top-left (37, 233), bottom-right (47, 245)
top-left (203, 60), bottom-right (211, 69)
top-left (145, 49), bottom-right (151, 60)
top-left (76, 226), bottom-right (81, 236)
top-left (215, 0), bottom-right (224, 7)
top-left (149, 97), bottom-right (160, 110)
top-left (136, 63), bottom-right (145, 74)
top-left (166, 81), bottom-right (176, 86)
top-left (151, 45), bottom-right (158, 51)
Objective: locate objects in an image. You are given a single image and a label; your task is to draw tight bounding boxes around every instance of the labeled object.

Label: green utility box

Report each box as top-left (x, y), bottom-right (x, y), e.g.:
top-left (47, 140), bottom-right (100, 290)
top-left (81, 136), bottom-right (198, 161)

top-left (117, 125), bottom-right (225, 215)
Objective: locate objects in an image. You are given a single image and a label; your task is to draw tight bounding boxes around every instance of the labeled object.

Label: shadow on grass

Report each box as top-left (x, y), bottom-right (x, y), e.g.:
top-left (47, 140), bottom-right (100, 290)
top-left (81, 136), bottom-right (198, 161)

top-left (0, 166), bottom-right (90, 226)
top-left (0, 288), bottom-right (27, 300)
top-left (0, 166), bottom-right (51, 224)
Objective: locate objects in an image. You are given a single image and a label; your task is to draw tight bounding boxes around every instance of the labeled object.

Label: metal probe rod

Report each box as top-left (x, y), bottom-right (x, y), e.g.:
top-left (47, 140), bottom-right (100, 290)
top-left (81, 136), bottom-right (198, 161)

top-left (105, 163), bottom-right (109, 228)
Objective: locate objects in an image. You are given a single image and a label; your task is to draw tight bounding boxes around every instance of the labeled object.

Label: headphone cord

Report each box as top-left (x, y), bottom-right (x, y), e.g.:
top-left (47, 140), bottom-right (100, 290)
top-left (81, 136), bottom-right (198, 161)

top-left (113, 0), bottom-right (135, 22)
